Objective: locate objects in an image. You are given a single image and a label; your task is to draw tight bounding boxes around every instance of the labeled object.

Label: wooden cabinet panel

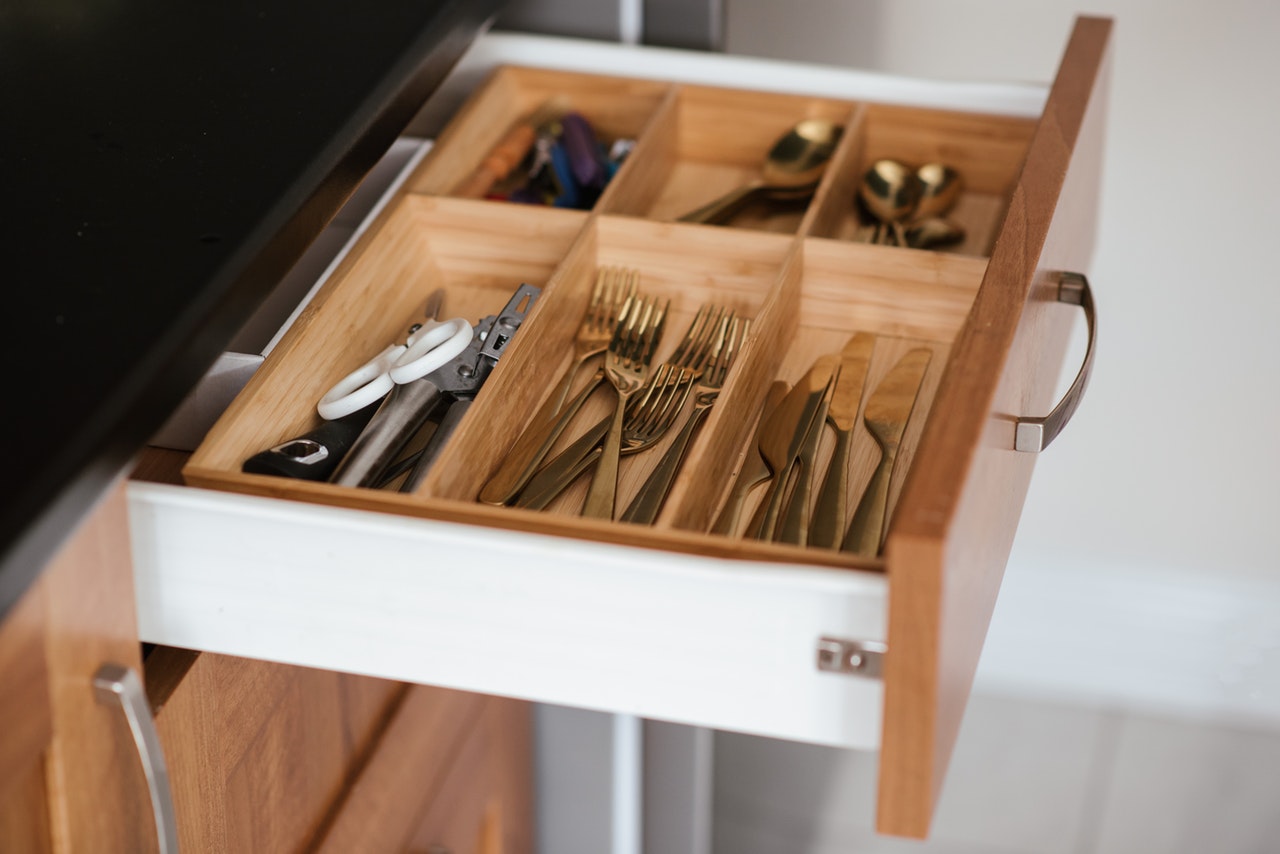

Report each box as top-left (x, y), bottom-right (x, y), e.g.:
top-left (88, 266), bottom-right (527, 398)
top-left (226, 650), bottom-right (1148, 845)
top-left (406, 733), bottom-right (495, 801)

top-left (41, 483), bottom-right (156, 853)
top-left (403, 696), bottom-right (534, 854)
top-left (0, 761), bottom-right (53, 854)
top-left (0, 579), bottom-right (50, 804)
top-left (150, 648), bottom-right (530, 854)
top-left (315, 688), bottom-right (533, 854)
top-left (0, 481), bottom-right (157, 852)
top-left (149, 648), bottom-right (403, 853)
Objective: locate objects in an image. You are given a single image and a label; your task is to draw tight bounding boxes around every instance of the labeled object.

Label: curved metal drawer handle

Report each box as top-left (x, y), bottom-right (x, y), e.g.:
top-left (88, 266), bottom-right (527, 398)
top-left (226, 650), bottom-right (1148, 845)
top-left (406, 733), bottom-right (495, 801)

top-left (93, 663), bottom-right (179, 854)
top-left (1014, 271), bottom-right (1096, 453)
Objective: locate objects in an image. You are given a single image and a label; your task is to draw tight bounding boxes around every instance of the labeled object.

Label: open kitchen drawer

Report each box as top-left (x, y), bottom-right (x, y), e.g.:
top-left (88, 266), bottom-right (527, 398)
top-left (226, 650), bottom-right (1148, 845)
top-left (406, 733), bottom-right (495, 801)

top-left (127, 17), bottom-right (1110, 838)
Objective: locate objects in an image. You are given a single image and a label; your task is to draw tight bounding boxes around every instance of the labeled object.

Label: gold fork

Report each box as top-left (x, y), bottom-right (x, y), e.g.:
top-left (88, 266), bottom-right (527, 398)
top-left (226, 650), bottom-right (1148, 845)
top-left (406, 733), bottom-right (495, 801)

top-left (514, 364), bottom-right (693, 510)
top-left (621, 315), bottom-right (749, 524)
top-left (582, 294), bottom-right (669, 519)
top-left (514, 306), bottom-right (725, 511)
top-left (478, 267), bottom-right (637, 505)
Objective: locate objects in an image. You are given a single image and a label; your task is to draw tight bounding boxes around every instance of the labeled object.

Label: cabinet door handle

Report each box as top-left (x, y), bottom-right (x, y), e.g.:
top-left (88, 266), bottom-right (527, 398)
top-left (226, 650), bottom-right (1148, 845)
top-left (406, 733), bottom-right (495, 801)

top-left (93, 663), bottom-right (179, 854)
top-left (1014, 271), bottom-right (1097, 452)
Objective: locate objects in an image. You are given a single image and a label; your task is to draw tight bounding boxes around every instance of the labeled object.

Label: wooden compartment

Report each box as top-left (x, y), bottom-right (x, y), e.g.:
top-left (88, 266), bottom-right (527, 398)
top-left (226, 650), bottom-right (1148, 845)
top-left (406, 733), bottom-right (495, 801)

top-left (427, 214), bottom-right (790, 520)
top-left (805, 102), bottom-right (1037, 254)
top-left (185, 197), bottom-right (586, 493)
top-left (407, 66), bottom-right (671, 206)
top-left (599, 84), bottom-right (857, 233)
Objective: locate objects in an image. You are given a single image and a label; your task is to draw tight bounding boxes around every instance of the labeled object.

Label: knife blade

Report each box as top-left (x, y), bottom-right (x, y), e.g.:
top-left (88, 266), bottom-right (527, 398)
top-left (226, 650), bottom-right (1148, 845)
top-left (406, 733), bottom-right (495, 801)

top-left (841, 347), bottom-right (932, 556)
top-left (809, 333), bottom-right (876, 548)
top-left (746, 354), bottom-right (838, 541)
top-left (775, 363), bottom-right (841, 546)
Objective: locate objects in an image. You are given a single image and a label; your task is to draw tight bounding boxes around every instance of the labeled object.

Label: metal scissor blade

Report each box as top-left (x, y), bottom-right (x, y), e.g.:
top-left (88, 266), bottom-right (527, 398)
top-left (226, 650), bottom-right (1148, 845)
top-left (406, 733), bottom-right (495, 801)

top-left (423, 288), bottom-right (446, 322)
top-left (329, 379), bottom-right (446, 488)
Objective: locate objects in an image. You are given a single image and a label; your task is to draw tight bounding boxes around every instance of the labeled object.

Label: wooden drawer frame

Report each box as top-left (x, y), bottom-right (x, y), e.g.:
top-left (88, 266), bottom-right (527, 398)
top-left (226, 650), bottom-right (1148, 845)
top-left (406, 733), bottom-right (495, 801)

top-left (128, 18), bottom-right (1111, 839)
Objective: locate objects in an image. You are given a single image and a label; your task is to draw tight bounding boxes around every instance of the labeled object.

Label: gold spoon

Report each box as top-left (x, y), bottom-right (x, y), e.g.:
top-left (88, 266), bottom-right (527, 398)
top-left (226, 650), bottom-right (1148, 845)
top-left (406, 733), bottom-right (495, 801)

top-left (678, 119), bottom-right (843, 225)
top-left (858, 159), bottom-right (921, 246)
top-left (914, 162), bottom-right (962, 220)
top-left (905, 163), bottom-right (965, 249)
top-left (906, 216), bottom-right (966, 249)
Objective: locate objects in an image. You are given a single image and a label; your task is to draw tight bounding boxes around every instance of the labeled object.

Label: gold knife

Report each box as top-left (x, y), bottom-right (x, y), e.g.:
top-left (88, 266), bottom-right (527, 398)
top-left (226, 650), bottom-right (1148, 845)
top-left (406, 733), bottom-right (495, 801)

top-left (841, 347), bottom-right (932, 556)
top-left (809, 333), bottom-right (876, 549)
top-left (776, 363), bottom-right (841, 546)
top-left (710, 380), bottom-right (789, 537)
top-left (747, 354), bottom-right (838, 541)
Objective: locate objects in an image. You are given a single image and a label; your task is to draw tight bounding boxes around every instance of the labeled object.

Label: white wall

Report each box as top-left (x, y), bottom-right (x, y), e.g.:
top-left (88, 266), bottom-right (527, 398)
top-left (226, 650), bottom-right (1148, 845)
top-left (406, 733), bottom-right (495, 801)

top-left (727, 0), bottom-right (1280, 721)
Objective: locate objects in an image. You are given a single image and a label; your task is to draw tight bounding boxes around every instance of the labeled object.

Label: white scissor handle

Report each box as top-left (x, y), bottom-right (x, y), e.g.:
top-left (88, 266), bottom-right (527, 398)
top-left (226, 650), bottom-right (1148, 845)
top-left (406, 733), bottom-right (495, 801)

top-left (318, 342), bottom-right (401, 420)
top-left (388, 317), bottom-right (472, 384)
top-left (316, 318), bottom-right (472, 420)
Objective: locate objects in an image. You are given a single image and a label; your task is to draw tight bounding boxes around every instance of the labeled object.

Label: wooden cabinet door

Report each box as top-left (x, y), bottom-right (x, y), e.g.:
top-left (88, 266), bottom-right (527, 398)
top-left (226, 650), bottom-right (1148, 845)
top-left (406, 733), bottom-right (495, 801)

top-left (149, 647), bottom-right (534, 854)
top-left (0, 481), bottom-right (160, 853)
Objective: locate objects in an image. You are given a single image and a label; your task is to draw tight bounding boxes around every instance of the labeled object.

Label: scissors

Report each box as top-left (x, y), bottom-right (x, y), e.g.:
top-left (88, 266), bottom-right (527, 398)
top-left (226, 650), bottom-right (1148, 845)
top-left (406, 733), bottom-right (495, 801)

top-left (330, 282), bottom-right (541, 489)
top-left (242, 290), bottom-right (468, 482)
top-left (316, 290), bottom-right (472, 420)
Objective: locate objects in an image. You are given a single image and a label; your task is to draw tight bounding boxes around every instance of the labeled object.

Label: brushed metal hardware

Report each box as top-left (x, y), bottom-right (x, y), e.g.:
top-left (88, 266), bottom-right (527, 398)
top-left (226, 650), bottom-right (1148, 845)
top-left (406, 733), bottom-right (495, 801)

top-left (1015, 271), bottom-right (1097, 453)
top-left (816, 637), bottom-right (886, 678)
top-left (93, 663), bottom-right (179, 854)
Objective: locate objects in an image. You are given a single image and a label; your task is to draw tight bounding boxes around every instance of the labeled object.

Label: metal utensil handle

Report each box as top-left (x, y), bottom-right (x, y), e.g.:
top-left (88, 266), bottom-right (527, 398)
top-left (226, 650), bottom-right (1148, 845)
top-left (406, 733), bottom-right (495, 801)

top-left (331, 380), bottom-right (444, 487)
top-left (93, 663), bottom-right (179, 854)
top-left (676, 183), bottom-right (763, 225)
top-left (478, 369), bottom-right (605, 506)
top-left (620, 402), bottom-right (711, 525)
top-left (401, 398), bottom-right (473, 493)
top-left (1014, 272), bottom-right (1097, 453)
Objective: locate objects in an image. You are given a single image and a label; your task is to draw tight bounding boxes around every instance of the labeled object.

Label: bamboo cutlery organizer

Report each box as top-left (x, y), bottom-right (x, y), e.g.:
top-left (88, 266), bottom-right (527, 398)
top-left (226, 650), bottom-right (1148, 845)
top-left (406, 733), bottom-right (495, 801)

top-left (185, 64), bottom-right (1039, 570)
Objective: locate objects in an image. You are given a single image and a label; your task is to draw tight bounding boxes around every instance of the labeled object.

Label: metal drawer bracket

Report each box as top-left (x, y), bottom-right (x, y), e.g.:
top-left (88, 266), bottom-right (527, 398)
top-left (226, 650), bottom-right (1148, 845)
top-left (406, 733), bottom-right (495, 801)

top-left (816, 637), bottom-right (886, 678)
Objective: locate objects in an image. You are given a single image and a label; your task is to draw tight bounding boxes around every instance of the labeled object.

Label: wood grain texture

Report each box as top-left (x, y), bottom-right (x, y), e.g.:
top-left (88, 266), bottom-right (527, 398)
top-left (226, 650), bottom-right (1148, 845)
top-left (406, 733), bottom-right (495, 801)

top-left (130, 448), bottom-right (191, 486)
top-left (876, 16), bottom-right (1112, 838)
top-left (148, 648), bottom-right (409, 853)
top-left (0, 760), bottom-right (52, 854)
top-left (404, 696), bottom-right (533, 854)
top-left (315, 688), bottom-right (532, 854)
top-left (0, 579), bottom-right (51, 805)
top-left (40, 481), bottom-right (155, 853)
top-left (621, 83), bottom-right (857, 231)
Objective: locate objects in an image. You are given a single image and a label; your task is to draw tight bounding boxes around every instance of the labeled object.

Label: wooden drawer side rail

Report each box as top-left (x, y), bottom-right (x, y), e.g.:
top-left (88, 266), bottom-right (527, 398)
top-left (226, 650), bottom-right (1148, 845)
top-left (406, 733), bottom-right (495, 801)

top-left (877, 16), bottom-right (1113, 838)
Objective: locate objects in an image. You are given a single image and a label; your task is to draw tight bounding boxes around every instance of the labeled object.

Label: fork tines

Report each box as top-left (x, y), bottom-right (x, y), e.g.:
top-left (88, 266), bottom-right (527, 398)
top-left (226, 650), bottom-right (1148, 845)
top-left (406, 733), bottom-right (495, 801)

top-left (612, 293), bottom-right (668, 371)
top-left (593, 266), bottom-right (638, 335)
top-left (705, 315), bottom-right (749, 388)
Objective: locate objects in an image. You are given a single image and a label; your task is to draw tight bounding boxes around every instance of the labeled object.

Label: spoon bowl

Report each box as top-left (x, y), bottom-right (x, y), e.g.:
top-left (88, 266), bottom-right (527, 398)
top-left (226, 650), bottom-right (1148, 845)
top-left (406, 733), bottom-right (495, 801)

top-left (858, 159), bottom-right (921, 245)
top-left (678, 119), bottom-right (843, 225)
top-left (914, 162), bottom-right (962, 220)
top-left (906, 216), bottom-right (966, 249)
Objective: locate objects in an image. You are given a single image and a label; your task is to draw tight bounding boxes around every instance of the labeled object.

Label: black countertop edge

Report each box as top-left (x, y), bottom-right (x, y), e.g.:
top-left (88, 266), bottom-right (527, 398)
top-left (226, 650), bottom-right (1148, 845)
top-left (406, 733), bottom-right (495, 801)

top-left (0, 2), bottom-right (500, 620)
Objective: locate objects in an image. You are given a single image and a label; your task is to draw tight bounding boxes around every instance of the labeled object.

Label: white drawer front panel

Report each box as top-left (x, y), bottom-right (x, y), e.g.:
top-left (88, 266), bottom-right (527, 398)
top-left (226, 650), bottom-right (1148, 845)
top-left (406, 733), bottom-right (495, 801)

top-left (129, 482), bottom-right (888, 749)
